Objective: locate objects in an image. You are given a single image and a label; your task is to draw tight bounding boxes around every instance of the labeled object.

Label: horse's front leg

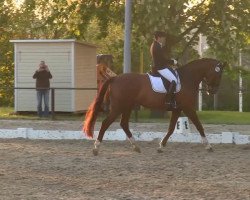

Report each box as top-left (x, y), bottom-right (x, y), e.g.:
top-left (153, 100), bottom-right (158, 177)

top-left (120, 109), bottom-right (141, 153)
top-left (158, 109), bottom-right (181, 153)
top-left (183, 109), bottom-right (213, 151)
top-left (201, 136), bottom-right (213, 151)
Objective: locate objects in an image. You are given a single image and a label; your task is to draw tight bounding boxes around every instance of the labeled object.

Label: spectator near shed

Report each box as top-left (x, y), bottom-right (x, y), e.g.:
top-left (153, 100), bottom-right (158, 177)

top-left (10, 39), bottom-right (97, 112)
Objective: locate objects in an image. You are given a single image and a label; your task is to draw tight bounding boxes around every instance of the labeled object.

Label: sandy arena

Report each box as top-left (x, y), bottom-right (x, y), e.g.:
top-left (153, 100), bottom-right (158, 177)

top-left (0, 120), bottom-right (250, 199)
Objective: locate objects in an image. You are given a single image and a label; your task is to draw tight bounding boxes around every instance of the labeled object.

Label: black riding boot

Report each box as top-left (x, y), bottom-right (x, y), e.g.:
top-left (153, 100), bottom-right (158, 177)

top-left (165, 81), bottom-right (177, 109)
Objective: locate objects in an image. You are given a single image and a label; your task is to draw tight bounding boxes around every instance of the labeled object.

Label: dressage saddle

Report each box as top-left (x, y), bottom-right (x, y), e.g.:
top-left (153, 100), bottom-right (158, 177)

top-left (149, 68), bottom-right (177, 110)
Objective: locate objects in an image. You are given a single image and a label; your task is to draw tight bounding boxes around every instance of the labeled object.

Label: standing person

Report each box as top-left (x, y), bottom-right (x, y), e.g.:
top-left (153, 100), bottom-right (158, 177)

top-left (33, 61), bottom-right (52, 117)
top-left (150, 31), bottom-right (178, 109)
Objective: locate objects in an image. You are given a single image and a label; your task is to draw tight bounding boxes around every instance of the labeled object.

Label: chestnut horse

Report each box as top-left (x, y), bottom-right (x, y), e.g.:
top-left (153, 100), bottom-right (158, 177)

top-left (83, 58), bottom-right (225, 155)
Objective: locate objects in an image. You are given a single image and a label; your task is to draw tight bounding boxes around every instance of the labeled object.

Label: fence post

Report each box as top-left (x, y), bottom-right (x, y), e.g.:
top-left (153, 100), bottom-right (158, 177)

top-left (51, 88), bottom-right (55, 120)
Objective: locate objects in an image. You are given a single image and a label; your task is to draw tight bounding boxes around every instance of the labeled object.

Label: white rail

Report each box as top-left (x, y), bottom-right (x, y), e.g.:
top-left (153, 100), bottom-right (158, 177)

top-left (0, 128), bottom-right (249, 144)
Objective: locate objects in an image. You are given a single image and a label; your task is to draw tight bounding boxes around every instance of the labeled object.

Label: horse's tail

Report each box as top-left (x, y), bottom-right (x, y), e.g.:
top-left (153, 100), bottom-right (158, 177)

top-left (83, 77), bottom-right (114, 138)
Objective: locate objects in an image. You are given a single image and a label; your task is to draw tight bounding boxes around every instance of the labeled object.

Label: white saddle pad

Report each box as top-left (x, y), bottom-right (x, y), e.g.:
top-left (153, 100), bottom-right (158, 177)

top-left (147, 72), bottom-right (181, 93)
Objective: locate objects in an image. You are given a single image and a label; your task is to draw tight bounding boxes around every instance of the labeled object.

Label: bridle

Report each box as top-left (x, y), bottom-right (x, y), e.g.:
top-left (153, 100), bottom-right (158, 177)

top-left (202, 62), bottom-right (224, 95)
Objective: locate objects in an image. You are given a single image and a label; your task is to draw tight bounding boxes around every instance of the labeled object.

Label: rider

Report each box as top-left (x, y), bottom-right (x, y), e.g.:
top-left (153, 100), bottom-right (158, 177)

top-left (150, 31), bottom-right (178, 109)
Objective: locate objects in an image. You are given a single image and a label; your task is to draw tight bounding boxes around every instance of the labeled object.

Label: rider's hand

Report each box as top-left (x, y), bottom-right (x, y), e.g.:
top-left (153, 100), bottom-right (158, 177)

top-left (172, 59), bottom-right (178, 65)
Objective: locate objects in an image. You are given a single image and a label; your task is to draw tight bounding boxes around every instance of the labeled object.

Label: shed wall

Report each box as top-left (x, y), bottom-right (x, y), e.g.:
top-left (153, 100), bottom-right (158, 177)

top-left (74, 43), bottom-right (97, 111)
top-left (15, 42), bottom-right (72, 112)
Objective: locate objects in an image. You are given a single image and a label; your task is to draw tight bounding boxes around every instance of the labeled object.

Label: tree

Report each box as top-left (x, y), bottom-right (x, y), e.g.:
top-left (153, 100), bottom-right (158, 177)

top-left (0, 0), bottom-right (17, 106)
top-left (133, 0), bottom-right (250, 66)
top-left (1, 0), bottom-right (249, 106)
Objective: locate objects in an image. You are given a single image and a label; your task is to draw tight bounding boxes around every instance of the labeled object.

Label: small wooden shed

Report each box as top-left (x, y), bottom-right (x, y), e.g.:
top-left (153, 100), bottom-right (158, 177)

top-left (10, 39), bottom-right (97, 112)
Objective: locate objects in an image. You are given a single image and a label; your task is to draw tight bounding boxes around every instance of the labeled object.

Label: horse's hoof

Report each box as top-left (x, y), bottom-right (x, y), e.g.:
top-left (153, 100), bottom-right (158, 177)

top-left (157, 148), bottom-right (164, 153)
top-left (206, 146), bottom-right (214, 152)
top-left (133, 146), bottom-right (141, 153)
top-left (160, 142), bottom-right (166, 147)
top-left (93, 148), bottom-right (99, 156)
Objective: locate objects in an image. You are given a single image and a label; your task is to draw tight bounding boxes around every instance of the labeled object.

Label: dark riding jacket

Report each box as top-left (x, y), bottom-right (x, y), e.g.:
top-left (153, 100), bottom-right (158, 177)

top-left (150, 40), bottom-right (174, 71)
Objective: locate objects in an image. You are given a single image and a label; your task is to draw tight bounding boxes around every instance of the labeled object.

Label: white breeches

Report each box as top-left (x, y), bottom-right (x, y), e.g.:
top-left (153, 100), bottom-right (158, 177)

top-left (158, 68), bottom-right (177, 83)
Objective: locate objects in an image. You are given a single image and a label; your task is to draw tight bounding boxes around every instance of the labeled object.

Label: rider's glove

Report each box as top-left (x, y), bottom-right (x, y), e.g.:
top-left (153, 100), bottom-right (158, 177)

top-left (172, 59), bottom-right (178, 65)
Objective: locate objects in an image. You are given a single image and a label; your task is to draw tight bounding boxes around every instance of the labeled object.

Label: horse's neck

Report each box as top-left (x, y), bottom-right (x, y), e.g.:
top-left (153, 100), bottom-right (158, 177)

top-left (178, 60), bottom-right (209, 86)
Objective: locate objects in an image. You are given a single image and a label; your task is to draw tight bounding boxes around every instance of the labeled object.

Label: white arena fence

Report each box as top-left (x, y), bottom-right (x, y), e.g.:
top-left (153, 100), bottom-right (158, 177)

top-left (0, 117), bottom-right (249, 144)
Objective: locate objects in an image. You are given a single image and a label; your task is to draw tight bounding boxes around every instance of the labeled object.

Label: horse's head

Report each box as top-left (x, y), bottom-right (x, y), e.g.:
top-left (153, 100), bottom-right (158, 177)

top-left (203, 61), bottom-right (225, 95)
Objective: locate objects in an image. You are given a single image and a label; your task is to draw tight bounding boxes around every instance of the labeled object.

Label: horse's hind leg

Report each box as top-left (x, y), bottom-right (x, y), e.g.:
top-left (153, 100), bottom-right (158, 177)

top-left (158, 109), bottom-right (181, 153)
top-left (183, 109), bottom-right (213, 151)
top-left (120, 109), bottom-right (141, 153)
top-left (93, 109), bottom-right (121, 155)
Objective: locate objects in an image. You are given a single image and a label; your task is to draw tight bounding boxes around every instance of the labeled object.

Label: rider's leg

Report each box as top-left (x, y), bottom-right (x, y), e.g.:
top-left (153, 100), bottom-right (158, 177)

top-left (158, 68), bottom-right (177, 83)
top-left (158, 68), bottom-right (177, 108)
top-left (166, 81), bottom-right (177, 108)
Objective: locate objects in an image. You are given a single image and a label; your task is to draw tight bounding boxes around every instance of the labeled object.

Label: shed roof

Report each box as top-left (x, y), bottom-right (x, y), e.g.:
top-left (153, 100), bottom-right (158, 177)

top-left (9, 39), bottom-right (97, 48)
